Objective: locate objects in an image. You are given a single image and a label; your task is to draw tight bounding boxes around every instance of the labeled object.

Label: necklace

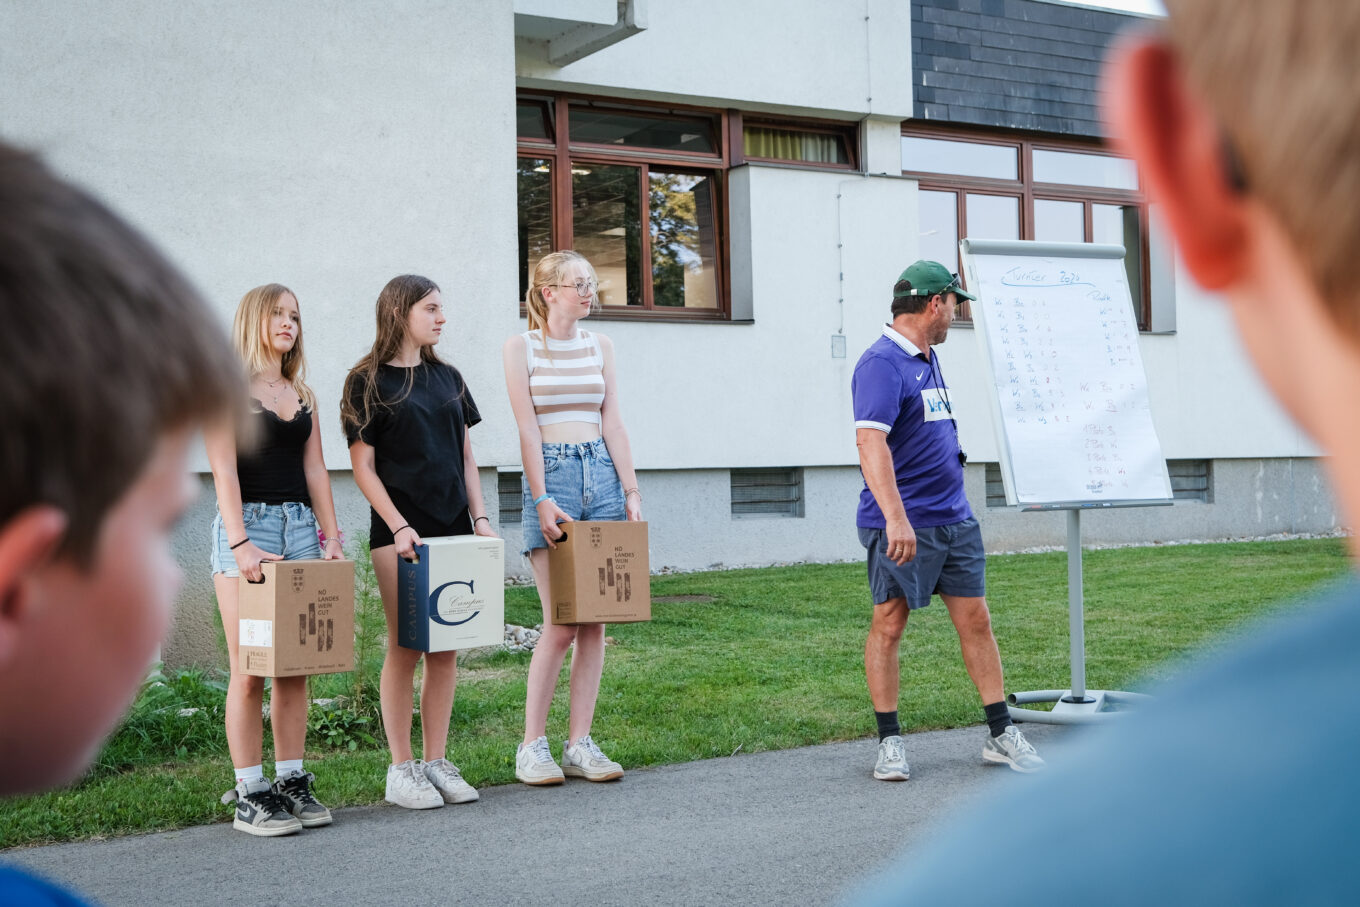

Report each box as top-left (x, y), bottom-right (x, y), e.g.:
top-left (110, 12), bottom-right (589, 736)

top-left (261, 374), bottom-right (285, 407)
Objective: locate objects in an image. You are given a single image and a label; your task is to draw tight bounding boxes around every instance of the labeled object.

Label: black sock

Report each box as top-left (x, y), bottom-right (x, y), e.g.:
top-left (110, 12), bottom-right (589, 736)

top-left (984, 701), bottom-right (1012, 738)
top-left (875, 710), bottom-right (901, 741)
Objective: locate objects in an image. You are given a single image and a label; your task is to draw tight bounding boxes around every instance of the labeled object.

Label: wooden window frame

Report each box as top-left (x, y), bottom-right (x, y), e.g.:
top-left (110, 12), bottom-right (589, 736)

top-left (902, 125), bottom-right (1151, 330)
top-left (735, 112), bottom-right (859, 171)
top-left (517, 91), bottom-right (732, 321)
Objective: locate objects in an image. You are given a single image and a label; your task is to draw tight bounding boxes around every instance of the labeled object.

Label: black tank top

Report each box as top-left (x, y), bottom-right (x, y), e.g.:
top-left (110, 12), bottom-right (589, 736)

top-left (236, 401), bottom-right (312, 506)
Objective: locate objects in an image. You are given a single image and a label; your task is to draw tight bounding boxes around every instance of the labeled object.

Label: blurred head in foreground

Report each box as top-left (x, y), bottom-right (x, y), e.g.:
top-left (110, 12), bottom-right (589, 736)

top-left (0, 141), bottom-right (240, 796)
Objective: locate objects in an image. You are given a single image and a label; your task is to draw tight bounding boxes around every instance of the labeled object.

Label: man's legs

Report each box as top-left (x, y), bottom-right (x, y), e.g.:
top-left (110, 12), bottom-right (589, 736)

top-left (865, 596), bottom-right (910, 711)
top-left (941, 592), bottom-right (1045, 773)
top-left (940, 594), bottom-right (1003, 705)
top-left (866, 597), bottom-right (912, 781)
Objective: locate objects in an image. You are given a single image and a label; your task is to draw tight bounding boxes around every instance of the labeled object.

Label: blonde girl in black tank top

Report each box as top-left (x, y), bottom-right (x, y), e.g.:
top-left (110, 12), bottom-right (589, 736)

top-left (205, 284), bottom-right (346, 836)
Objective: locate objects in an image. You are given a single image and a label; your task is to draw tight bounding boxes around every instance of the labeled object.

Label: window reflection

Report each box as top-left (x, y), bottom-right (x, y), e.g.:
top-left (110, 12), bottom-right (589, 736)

top-left (649, 171), bottom-right (719, 309)
top-left (571, 163), bottom-right (642, 307)
top-left (517, 158), bottom-right (553, 301)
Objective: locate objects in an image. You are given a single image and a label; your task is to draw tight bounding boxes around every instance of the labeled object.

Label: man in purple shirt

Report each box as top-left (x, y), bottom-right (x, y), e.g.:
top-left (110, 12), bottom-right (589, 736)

top-left (852, 260), bottom-right (1044, 781)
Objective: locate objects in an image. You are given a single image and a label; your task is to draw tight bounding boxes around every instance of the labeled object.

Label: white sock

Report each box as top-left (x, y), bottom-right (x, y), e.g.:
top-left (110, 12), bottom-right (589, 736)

top-left (274, 759), bottom-right (304, 779)
top-left (234, 764), bottom-right (266, 793)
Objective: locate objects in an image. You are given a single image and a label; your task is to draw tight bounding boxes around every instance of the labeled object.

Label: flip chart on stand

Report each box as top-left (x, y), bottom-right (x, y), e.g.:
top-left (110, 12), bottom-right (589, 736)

top-left (960, 239), bottom-right (1172, 723)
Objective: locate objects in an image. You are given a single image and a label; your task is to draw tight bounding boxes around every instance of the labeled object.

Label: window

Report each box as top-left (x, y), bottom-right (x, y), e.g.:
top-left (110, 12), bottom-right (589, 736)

top-left (498, 471), bottom-right (523, 524)
top-left (1167, 460), bottom-right (1212, 503)
top-left (740, 117), bottom-right (856, 169)
top-left (517, 94), bottom-right (730, 319)
top-left (985, 462), bottom-right (1007, 508)
top-left (731, 468), bottom-right (804, 518)
top-left (903, 128), bottom-right (1150, 328)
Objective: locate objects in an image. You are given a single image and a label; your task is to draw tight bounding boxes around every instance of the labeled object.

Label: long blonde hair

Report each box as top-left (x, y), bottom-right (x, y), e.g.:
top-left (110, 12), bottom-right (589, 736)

top-left (524, 250), bottom-right (599, 336)
top-left (341, 274), bottom-right (450, 440)
top-left (232, 283), bottom-right (316, 411)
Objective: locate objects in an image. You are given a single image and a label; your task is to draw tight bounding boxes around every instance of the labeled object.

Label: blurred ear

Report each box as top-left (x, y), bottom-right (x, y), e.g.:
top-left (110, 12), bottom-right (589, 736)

top-left (0, 506), bottom-right (69, 665)
top-left (1105, 35), bottom-right (1250, 290)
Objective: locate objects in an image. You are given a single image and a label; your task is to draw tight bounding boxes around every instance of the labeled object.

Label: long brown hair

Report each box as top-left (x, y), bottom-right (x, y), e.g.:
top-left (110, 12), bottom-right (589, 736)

top-left (232, 283), bottom-right (316, 411)
top-left (341, 275), bottom-right (447, 440)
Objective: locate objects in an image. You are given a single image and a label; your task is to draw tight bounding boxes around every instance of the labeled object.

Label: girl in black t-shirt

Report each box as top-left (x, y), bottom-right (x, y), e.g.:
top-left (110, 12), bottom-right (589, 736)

top-left (206, 283), bottom-right (346, 837)
top-left (341, 274), bottom-right (497, 810)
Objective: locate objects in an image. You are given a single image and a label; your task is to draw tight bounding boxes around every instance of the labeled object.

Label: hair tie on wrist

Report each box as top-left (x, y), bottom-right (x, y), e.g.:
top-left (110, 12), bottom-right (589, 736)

top-left (229, 538), bottom-right (249, 550)
top-left (473, 516), bottom-right (490, 525)
top-left (393, 524), bottom-right (411, 536)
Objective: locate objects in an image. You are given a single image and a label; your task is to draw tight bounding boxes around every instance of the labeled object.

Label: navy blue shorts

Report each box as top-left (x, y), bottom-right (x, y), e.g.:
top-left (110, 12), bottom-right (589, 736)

top-left (858, 517), bottom-right (986, 608)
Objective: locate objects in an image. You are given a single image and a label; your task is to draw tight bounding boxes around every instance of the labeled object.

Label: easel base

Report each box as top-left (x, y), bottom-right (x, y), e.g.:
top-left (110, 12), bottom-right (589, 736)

top-left (1007, 689), bottom-right (1152, 725)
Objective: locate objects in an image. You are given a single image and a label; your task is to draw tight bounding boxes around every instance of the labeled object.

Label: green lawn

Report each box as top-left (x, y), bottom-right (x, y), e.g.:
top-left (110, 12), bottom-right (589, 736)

top-left (1, 538), bottom-right (1350, 848)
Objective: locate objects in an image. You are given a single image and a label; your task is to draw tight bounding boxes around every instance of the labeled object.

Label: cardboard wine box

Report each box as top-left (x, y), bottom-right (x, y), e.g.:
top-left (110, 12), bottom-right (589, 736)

top-left (548, 521), bottom-right (650, 625)
top-left (397, 536), bottom-right (505, 652)
top-left (238, 559), bottom-right (355, 677)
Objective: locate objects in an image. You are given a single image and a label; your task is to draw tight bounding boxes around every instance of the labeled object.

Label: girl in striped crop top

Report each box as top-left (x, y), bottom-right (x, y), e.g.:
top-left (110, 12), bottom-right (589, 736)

top-left (503, 250), bottom-right (643, 785)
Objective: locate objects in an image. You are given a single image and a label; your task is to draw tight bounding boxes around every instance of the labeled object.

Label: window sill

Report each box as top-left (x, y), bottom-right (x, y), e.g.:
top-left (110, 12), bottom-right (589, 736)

top-left (517, 309), bottom-right (752, 325)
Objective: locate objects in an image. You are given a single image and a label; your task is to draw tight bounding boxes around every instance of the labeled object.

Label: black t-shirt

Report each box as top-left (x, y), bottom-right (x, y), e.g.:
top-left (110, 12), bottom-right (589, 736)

top-left (344, 361), bottom-right (481, 525)
top-left (236, 401), bottom-right (312, 506)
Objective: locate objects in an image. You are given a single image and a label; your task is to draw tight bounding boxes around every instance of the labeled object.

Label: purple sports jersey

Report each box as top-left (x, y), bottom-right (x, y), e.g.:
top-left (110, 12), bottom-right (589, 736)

top-left (852, 325), bottom-right (972, 529)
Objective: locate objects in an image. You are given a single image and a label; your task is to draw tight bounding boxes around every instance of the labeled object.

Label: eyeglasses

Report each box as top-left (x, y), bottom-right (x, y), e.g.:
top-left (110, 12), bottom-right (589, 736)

top-left (941, 273), bottom-right (962, 295)
top-left (550, 278), bottom-right (598, 296)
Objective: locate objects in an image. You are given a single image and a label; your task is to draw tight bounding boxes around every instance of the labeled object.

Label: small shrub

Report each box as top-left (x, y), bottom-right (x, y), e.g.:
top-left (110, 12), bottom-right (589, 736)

top-left (308, 698), bottom-right (379, 751)
top-left (92, 664), bottom-right (229, 775)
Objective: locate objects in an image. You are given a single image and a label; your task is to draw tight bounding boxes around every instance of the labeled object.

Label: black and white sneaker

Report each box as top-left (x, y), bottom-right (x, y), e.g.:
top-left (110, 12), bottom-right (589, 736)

top-left (221, 778), bottom-right (303, 837)
top-left (274, 770), bottom-right (333, 827)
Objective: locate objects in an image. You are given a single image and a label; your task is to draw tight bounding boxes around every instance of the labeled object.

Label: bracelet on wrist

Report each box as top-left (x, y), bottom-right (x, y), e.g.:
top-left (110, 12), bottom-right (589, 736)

top-left (317, 528), bottom-right (345, 545)
top-left (229, 538), bottom-right (250, 551)
top-left (532, 494), bottom-right (553, 507)
top-left (624, 487), bottom-right (642, 501)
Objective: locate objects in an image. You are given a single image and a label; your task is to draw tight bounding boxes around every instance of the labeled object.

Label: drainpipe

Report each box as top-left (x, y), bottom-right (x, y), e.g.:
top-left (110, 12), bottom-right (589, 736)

top-left (548, 0), bottom-right (648, 66)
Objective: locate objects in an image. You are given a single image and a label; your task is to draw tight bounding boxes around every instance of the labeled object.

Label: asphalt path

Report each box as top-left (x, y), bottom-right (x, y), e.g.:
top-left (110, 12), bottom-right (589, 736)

top-left (6, 724), bottom-right (1073, 906)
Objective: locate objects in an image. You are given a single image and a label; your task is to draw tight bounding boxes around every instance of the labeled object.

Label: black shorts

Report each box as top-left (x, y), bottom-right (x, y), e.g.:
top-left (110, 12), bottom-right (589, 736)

top-left (369, 487), bottom-right (471, 549)
top-left (858, 517), bottom-right (986, 608)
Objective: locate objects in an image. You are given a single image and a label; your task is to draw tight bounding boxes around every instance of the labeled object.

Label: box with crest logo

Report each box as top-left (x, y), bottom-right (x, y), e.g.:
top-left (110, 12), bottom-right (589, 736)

top-left (548, 521), bottom-right (650, 625)
top-left (397, 537), bottom-right (505, 652)
top-left (238, 559), bottom-right (355, 677)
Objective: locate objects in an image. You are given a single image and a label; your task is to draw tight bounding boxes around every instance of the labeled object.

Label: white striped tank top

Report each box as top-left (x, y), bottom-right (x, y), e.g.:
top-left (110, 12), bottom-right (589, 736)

top-left (523, 329), bottom-right (606, 426)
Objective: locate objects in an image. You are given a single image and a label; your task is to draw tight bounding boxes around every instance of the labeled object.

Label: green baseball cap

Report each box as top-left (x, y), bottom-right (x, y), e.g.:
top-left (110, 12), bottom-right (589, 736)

top-left (893, 259), bottom-right (976, 302)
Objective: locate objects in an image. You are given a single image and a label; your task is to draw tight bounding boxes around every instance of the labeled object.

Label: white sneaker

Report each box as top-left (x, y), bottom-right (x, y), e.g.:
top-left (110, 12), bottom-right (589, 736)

top-left (515, 735), bottom-right (565, 785)
top-left (423, 758), bottom-right (479, 804)
top-left (562, 734), bottom-right (624, 782)
top-left (873, 734), bottom-right (910, 781)
top-left (982, 725), bottom-right (1047, 773)
top-left (385, 759), bottom-right (444, 809)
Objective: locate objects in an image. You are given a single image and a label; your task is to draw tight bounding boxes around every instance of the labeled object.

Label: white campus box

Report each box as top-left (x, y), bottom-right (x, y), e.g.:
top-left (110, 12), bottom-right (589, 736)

top-left (396, 536), bottom-right (505, 652)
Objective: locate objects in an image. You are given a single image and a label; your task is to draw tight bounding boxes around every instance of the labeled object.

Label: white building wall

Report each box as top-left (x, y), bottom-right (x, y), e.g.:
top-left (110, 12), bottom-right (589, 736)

top-left (516, 0), bottom-right (915, 119)
top-left (1, 0), bottom-right (521, 665)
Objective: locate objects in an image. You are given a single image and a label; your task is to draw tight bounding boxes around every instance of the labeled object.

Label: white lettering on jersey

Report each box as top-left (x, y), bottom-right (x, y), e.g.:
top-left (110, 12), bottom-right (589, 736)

top-left (921, 388), bottom-right (955, 423)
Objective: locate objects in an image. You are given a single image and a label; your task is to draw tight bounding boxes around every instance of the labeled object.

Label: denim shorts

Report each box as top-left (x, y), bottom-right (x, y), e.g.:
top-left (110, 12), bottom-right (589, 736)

top-left (210, 501), bottom-right (322, 577)
top-left (858, 517), bottom-right (986, 608)
top-left (521, 438), bottom-right (625, 555)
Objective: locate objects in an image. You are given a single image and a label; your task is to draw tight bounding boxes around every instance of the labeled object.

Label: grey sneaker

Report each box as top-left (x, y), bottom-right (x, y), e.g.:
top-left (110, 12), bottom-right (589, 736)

top-left (561, 735), bottom-right (624, 782)
top-left (516, 735), bottom-right (565, 785)
top-left (273, 770), bottom-right (333, 827)
top-left (873, 734), bottom-right (911, 781)
top-left (385, 759), bottom-right (445, 809)
top-left (423, 758), bottom-right (479, 804)
top-left (982, 725), bottom-right (1046, 773)
top-left (221, 778), bottom-right (303, 837)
